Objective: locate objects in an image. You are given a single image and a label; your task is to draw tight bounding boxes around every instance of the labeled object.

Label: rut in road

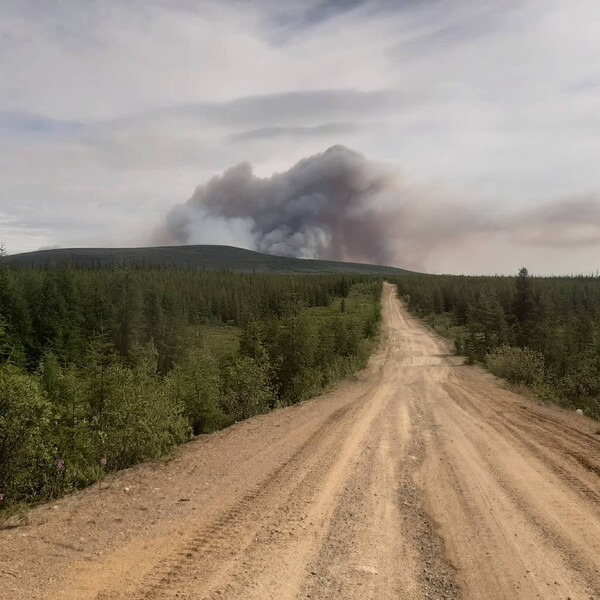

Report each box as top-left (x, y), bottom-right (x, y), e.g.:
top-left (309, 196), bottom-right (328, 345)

top-left (1, 283), bottom-right (599, 600)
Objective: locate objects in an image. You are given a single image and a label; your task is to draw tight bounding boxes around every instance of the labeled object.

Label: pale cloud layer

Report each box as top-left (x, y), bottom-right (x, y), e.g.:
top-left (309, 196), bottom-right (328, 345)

top-left (1, 0), bottom-right (600, 274)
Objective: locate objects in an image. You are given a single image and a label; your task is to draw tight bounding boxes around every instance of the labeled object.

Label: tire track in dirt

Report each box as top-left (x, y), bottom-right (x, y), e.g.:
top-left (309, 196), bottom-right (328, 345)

top-left (105, 387), bottom-right (375, 599)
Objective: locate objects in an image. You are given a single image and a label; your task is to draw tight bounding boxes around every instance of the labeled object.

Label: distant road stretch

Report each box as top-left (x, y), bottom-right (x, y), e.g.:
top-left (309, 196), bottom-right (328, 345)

top-left (2, 283), bottom-right (599, 599)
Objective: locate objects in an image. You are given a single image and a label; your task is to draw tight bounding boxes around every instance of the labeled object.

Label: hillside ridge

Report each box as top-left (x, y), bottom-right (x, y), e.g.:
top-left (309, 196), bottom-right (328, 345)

top-left (5, 244), bottom-right (412, 275)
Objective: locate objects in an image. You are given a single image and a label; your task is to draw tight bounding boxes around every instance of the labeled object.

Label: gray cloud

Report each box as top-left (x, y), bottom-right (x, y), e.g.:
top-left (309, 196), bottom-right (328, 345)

top-left (391, 1), bottom-right (522, 58)
top-left (226, 123), bottom-right (361, 142)
top-left (135, 88), bottom-right (413, 129)
top-left (20, 89), bottom-right (399, 170)
top-left (568, 77), bottom-right (600, 93)
top-left (264, 0), bottom-right (363, 28)
top-left (0, 111), bottom-right (82, 137)
top-left (510, 197), bottom-right (600, 248)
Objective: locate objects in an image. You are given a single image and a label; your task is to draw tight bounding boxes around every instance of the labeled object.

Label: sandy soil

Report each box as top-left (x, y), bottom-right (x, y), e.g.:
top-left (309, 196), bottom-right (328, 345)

top-left (1, 283), bottom-right (599, 600)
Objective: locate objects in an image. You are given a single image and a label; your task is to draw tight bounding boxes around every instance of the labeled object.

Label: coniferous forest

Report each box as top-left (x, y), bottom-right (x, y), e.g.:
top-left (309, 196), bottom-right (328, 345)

top-left (4, 253), bottom-right (600, 512)
top-left (393, 269), bottom-right (600, 420)
top-left (0, 252), bottom-right (381, 508)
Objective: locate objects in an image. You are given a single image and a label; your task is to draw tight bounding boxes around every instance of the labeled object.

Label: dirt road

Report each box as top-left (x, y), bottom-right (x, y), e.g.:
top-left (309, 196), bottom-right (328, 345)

top-left (2, 283), bottom-right (600, 599)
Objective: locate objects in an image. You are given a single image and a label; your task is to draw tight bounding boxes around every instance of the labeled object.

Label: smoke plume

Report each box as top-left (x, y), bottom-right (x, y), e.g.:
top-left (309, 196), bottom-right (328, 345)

top-left (166, 145), bottom-right (400, 264)
top-left (164, 145), bottom-right (600, 272)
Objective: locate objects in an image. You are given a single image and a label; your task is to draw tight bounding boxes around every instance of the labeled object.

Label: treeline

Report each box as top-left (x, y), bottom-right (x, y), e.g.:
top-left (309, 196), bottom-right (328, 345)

top-left (0, 257), bottom-right (381, 508)
top-left (393, 269), bottom-right (600, 419)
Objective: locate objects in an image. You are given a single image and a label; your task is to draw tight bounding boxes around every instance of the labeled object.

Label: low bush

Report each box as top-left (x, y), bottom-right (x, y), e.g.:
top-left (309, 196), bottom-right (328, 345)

top-left (485, 345), bottom-right (545, 386)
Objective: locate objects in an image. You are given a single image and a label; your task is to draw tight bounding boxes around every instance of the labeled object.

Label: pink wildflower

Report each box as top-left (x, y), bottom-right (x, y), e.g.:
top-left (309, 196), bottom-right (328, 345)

top-left (57, 459), bottom-right (65, 472)
top-left (100, 456), bottom-right (108, 466)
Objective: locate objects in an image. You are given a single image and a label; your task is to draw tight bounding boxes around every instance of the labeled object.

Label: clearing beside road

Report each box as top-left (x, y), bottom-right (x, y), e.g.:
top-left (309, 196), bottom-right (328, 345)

top-left (2, 282), bottom-right (599, 599)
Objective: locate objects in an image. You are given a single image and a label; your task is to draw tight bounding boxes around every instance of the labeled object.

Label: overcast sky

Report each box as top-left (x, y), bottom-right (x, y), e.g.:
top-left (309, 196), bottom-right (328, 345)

top-left (1, 0), bottom-right (600, 274)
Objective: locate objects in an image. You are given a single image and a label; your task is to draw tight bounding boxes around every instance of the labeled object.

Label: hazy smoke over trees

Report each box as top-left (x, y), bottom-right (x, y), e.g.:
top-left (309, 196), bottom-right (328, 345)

top-left (164, 145), bottom-right (600, 271)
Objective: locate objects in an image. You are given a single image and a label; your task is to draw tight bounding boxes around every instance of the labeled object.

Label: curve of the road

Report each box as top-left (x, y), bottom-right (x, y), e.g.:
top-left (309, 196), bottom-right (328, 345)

top-left (2, 283), bottom-right (599, 599)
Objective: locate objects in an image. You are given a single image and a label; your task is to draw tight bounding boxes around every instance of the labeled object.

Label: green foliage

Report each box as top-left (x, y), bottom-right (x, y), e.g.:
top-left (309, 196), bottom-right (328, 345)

top-left (221, 356), bottom-right (275, 421)
top-left (556, 357), bottom-right (600, 420)
top-left (93, 354), bottom-right (190, 470)
top-left (0, 265), bottom-right (382, 510)
top-left (167, 351), bottom-right (225, 434)
top-left (39, 353), bottom-right (99, 491)
top-left (0, 365), bottom-right (53, 501)
top-left (271, 311), bottom-right (320, 404)
top-left (0, 313), bottom-right (9, 361)
top-left (485, 346), bottom-right (545, 386)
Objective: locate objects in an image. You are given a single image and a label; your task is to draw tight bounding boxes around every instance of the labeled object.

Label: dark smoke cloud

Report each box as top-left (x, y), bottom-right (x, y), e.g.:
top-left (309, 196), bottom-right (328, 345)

top-left (164, 145), bottom-right (600, 271)
top-left (166, 145), bottom-right (399, 264)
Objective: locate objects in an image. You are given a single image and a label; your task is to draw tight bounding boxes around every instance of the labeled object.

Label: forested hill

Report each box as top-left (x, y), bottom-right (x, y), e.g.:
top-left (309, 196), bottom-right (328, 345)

top-left (5, 245), bottom-right (411, 275)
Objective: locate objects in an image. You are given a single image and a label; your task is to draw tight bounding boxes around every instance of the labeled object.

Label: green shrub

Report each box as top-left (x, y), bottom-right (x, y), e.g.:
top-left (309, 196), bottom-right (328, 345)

top-left (91, 355), bottom-right (190, 470)
top-left (556, 358), bottom-right (600, 419)
top-left (39, 353), bottom-right (101, 492)
top-left (167, 351), bottom-right (225, 434)
top-left (221, 356), bottom-right (275, 421)
top-left (0, 365), bottom-right (53, 503)
top-left (485, 345), bottom-right (545, 386)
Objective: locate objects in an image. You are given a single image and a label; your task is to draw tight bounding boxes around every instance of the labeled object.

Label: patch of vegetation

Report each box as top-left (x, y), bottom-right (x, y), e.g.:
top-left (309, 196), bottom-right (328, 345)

top-left (485, 346), bottom-right (545, 387)
top-left (201, 326), bottom-right (241, 360)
